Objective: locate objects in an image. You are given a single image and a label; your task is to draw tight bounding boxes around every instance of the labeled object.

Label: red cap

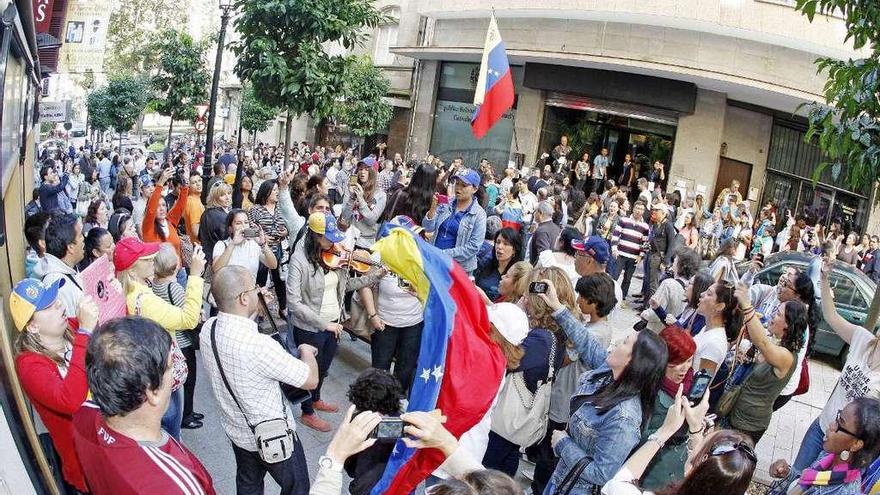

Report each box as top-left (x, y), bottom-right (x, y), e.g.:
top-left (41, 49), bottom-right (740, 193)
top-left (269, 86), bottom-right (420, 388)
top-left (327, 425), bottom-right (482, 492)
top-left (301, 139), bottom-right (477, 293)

top-left (114, 237), bottom-right (161, 272)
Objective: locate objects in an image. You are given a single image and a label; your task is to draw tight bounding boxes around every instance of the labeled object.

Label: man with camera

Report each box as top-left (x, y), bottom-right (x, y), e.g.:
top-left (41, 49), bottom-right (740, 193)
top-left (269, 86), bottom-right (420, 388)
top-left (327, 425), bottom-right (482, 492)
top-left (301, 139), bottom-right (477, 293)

top-left (201, 265), bottom-right (319, 495)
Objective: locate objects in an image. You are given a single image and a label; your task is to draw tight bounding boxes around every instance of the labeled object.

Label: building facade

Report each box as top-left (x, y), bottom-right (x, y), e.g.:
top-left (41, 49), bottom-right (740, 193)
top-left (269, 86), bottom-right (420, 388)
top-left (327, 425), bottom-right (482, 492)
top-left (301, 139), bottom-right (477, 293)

top-left (370, 0), bottom-right (876, 233)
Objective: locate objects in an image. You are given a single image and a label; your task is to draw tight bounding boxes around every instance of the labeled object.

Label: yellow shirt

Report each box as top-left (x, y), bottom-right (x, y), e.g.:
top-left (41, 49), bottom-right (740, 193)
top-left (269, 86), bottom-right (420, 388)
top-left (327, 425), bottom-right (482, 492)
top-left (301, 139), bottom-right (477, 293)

top-left (126, 277), bottom-right (204, 334)
top-left (318, 270), bottom-right (341, 321)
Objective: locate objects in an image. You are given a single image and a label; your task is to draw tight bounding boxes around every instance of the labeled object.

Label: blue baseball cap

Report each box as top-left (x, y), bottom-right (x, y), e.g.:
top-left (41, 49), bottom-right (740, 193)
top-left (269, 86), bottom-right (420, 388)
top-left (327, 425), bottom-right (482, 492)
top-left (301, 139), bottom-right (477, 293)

top-left (454, 169), bottom-right (481, 187)
top-left (571, 235), bottom-right (610, 264)
top-left (10, 278), bottom-right (65, 331)
top-left (358, 157), bottom-right (379, 170)
top-left (308, 212), bottom-right (345, 243)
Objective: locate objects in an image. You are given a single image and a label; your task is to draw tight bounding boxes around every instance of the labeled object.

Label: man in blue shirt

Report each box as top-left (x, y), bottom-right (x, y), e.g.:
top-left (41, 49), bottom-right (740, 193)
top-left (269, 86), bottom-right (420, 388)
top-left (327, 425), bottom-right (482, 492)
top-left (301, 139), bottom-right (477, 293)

top-left (593, 147), bottom-right (609, 194)
top-left (424, 168), bottom-right (487, 275)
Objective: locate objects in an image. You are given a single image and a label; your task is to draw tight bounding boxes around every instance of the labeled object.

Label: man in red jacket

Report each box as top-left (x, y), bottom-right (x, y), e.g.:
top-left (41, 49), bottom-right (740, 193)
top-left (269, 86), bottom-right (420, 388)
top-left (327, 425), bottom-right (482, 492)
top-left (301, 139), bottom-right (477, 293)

top-left (73, 316), bottom-right (215, 495)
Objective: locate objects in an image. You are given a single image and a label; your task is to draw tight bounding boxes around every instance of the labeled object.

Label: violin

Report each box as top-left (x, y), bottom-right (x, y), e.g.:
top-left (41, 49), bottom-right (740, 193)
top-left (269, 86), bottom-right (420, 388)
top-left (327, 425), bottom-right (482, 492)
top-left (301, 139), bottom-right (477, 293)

top-left (321, 246), bottom-right (382, 273)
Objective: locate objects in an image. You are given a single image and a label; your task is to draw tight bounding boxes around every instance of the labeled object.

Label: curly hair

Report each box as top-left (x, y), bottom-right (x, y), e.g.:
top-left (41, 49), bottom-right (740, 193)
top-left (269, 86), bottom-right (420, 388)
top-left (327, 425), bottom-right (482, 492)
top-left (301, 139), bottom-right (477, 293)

top-left (527, 266), bottom-right (579, 334)
top-left (674, 247), bottom-right (702, 279)
top-left (347, 368), bottom-right (403, 415)
top-left (779, 300), bottom-right (807, 355)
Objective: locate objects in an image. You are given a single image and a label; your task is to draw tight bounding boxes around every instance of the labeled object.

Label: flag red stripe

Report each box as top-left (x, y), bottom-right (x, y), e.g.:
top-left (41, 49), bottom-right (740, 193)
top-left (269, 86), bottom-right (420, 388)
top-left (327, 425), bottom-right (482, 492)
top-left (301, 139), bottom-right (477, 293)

top-left (380, 264), bottom-right (506, 494)
top-left (471, 69), bottom-right (515, 139)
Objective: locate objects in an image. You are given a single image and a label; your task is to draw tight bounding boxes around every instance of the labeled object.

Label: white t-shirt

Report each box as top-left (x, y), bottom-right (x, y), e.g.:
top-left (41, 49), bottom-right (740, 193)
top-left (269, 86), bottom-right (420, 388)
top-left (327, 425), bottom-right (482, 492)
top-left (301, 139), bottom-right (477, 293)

top-left (818, 327), bottom-right (880, 431)
top-left (376, 274), bottom-right (423, 328)
top-left (212, 239), bottom-right (263, 275)
top-left (693, 326), bottom-right (728, 371)
top-left (537, 250), bottom-right (579, 288)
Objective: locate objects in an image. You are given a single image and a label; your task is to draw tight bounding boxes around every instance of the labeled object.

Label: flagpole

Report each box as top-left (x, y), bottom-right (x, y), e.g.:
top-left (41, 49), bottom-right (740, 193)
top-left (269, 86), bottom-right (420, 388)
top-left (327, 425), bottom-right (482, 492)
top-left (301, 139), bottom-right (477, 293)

top-left (490, 6), bottom-right (520, 156)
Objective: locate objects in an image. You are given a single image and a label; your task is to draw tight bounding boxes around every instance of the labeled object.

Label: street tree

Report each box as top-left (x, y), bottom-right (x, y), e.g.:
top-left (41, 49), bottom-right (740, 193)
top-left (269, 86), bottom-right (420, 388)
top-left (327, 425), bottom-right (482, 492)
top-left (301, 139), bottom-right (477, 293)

top-left (337, 56), bottom-right (393, 153)
top-left (151, 29), bottom-right (210, 148)
top-left (240, 82), bottom-right (279, 144)
top-left (232, 0), bottom-right (386, 167)
top-left (104, 0), bottom-right (184, 74)
top-left (795, 0), bottom-right (880, 327)
top-left (104, 76), bottom-right (151, 151)
top-left (86, 87), bottom-right (112, 142)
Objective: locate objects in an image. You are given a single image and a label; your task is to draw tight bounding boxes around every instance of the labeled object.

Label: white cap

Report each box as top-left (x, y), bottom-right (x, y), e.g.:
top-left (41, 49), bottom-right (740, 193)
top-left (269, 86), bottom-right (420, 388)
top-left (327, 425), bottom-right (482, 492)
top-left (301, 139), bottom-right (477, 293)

top-left (487, 303), bottom-right (530, 346)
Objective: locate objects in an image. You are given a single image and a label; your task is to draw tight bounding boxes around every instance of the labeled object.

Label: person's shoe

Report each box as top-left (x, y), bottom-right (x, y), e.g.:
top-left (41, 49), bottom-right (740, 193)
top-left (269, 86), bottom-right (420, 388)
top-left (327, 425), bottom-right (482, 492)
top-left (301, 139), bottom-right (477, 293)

top-left (181, 417), bottom-right (203, 429)
top-left (301, 413), bottom-right (332, 432)
top-left (313, 400), bottom-right (339, 413)
top-left (191, 412), bottom-right (205, 421)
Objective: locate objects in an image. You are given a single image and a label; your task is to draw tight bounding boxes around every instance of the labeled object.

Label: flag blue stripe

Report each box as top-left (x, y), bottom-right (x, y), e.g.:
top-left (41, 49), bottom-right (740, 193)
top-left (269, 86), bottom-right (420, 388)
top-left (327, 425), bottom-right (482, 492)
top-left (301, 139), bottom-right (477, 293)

top-left (370, 233), bottom-right (457, 495)
top-left (484, 41), bottom-right (510, 92)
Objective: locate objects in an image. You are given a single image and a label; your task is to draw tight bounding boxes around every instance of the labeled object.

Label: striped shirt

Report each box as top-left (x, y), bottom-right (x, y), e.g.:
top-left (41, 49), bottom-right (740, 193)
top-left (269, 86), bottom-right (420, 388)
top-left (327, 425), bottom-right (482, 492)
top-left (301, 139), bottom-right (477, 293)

top-left (611, 216), bottom-right (650, 259)
top-left (153, 280), bottom-right (193, 348)
top-left (248, 204), bottom-right (285, 247)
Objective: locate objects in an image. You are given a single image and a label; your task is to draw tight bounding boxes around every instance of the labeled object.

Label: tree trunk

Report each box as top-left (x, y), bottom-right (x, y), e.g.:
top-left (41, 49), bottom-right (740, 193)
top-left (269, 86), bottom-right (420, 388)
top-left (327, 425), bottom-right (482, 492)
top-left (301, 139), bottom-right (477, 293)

top-left (867, 285), bottom-right (880, 333)
top-left (166, 117), bottom-right (174, 163)
top-left (283, 112), bottom-right (293, 171)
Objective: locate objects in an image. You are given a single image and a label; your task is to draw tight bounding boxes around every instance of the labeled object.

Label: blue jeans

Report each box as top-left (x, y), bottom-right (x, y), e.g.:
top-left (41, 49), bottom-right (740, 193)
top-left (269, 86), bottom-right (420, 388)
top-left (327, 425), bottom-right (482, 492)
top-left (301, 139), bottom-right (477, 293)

top-left (162, 388), bottom-right (183, 441)
top-left (793, 417), bottom-right (825, 471)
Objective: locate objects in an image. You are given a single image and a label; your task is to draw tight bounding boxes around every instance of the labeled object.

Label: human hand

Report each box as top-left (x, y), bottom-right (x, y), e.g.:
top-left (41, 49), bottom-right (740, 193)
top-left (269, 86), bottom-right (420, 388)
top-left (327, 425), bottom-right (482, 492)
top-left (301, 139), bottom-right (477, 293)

top-left (232, 227), bottom-right (246, 246)
top-left (536, 278), bottom-right (563, 312)
top-left (821, 256), bottom-right (833, 278)
top-left (369, 314), bottom-right (386, 331)
top-left (277, 170), bottom-right (291, 188)
top-left (401, 410), bottom-right (457, 456)
top-left (657, 385), bottom-right (685, 442)
top-left (190, 246), bottom-right (206, 276)
top-left (325, 322), bottom-right (344, 338)
top-left (750, 256), bottom-right (764, 272)
top-left (550, 429), bottom-right (568, 449)
top-left (158, 167), bottom-right (173, 186)
top-left (664, 315), bottom-right (676, 325)
top-left (770, 459), bottom-right (791, 479)
top-left (76, 295), bottom-right (100, 331)
top-left (256, 225), bottom-right (267, 247)
top-left (297, 344), bottom-right (318, 358)
top-left (428, 194), bottom-right (439, 216)
top-left (325, 405), bottom-right (381, 464)
top-left (683, 386), bottom-right (710, 432)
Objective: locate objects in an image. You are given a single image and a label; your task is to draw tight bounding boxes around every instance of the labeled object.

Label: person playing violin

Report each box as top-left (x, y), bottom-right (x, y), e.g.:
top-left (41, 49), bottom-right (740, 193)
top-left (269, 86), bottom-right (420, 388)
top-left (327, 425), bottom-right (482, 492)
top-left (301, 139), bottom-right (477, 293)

top-left (286, 211), bottom-right (384, 432)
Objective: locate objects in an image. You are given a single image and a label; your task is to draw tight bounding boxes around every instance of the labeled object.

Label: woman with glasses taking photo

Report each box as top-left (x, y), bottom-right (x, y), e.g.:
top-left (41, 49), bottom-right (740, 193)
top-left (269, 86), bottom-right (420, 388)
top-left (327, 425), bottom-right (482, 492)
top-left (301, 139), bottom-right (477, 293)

top-left (602, 388), bottom-right (757, 495)
top-left (767, 398), bottom-right (880, 495)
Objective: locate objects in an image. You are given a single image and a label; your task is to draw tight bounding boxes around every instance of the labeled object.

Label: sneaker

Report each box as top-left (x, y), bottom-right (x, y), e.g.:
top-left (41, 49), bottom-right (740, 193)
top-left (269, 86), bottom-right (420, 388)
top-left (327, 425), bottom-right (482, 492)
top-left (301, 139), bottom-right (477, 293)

top-left (300, 413), bottom-right (332, 432)
top-left (313, 400), bottom-right (339, 413)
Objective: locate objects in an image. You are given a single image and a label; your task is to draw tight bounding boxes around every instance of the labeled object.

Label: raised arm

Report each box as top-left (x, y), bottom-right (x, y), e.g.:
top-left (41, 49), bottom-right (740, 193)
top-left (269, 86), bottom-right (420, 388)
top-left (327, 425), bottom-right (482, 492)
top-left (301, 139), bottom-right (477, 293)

top-left (819, 257), bottom-right (860, 344)
top-left (735, 283), bottom-right (794, 373)
top-left (539, 279), bottom-right (608, 369)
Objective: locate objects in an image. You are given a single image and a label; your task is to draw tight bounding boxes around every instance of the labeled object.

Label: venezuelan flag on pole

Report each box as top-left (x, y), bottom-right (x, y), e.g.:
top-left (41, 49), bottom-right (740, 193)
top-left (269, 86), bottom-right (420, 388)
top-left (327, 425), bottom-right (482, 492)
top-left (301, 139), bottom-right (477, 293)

top-left (370, 228), bottom-right (506, 495)
top-left (471, 14), bottom-right (515, 140)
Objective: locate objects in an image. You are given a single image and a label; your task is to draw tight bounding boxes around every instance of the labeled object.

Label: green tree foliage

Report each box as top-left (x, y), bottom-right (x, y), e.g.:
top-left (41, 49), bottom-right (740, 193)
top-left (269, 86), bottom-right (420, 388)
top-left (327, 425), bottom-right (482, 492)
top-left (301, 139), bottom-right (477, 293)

top-left (151, 29), bottom-right (210, 143)
top-left (795, 0), bottom-right (880, 189)
top-left (232, 0), bottom-right (386, 164)
top-left (240, 82), bottom-right (278, 136)
top-left (86, 87), bottom-right (112, 133)
top-left (106, 76), bottom-right (151, 132)
top-left (104, 0), bottom-right (184, 74)
top-left (337, 56), bottom-right (393, 138)
top-left (795, 1), bottom-right (880, 328)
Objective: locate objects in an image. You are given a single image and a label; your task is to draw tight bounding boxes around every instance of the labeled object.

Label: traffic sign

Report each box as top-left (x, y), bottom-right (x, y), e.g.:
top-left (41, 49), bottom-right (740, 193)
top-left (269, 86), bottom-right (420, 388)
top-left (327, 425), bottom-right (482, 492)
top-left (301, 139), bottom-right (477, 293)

top-left (194, 120), bottom-right (207, 133)
top-left (196, 104), bottom-right (209, 120)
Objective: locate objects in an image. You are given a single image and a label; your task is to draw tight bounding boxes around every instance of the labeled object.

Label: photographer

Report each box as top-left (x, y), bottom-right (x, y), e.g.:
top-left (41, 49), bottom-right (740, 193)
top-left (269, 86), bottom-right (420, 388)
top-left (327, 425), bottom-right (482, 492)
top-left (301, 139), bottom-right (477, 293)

top-left (211, 209), bottom-right (277, 274)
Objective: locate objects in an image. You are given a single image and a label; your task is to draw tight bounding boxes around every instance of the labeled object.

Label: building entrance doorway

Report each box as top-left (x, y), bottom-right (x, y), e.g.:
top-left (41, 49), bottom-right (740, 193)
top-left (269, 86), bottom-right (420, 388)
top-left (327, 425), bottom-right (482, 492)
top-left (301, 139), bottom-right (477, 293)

top-left (713, 157), bottom-right (753, 207)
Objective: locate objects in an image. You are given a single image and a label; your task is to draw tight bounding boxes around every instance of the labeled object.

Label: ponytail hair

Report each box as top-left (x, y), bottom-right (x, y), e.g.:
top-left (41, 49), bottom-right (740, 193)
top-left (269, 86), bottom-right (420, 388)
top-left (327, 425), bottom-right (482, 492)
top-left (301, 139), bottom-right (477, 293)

top-left (714, 282), bottom-right (743, 342)
top-left (793, 271), bottom-right (819, 355)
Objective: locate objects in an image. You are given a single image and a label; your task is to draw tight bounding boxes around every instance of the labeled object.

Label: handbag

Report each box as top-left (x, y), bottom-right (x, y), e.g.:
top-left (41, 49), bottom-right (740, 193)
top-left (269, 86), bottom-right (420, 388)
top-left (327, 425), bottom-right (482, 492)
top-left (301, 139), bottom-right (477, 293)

top-left (210, 322), bottom-right (296, 464)
top-left (490, 330), bottom-right (557, 448)
top-left (714, 323), bottom-right (749, 419)
top-left (793, 358), bottom-right (810, 396)
top-left (552, 455), bottom-right (599, 495)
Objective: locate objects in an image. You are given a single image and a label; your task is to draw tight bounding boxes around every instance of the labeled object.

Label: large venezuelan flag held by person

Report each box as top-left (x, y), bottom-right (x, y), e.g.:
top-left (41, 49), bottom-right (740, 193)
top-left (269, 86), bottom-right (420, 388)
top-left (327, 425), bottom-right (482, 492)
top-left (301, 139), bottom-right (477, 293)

top-left (470, 14), bottom-right (515, 140)
top-left (370, 227), bottom-right (506, 495)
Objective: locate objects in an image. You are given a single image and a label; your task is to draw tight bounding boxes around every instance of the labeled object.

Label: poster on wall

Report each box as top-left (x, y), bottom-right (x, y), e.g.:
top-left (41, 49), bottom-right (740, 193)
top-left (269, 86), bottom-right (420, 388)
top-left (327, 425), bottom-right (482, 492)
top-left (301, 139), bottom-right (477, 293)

top-left (1, 54), bottom-right (26, 195)
top-left (57, 0), bottom-right (111, 73)
top-left (430, 100), bottom-right (516, 171)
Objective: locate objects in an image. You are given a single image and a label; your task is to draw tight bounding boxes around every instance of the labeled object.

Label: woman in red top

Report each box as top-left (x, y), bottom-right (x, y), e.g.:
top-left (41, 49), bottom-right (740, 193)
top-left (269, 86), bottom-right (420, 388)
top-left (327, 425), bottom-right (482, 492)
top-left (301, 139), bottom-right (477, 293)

top-left (12, 278), bottom-right (99, 494)
top-left (142, 167), bottom-right (189, 258)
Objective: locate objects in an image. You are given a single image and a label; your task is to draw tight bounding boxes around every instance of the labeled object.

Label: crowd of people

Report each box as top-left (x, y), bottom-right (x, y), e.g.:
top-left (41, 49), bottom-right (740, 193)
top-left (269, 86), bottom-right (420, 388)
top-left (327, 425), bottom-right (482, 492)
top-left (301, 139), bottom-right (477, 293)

top-left (16, 133), bottom-right (880, 495)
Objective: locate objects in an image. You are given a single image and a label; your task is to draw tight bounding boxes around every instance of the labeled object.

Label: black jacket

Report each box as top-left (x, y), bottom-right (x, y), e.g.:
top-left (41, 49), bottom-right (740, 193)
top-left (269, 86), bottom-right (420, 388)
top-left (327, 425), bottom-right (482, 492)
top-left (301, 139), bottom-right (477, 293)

top-left (649, 219), bottom-right (676, 266)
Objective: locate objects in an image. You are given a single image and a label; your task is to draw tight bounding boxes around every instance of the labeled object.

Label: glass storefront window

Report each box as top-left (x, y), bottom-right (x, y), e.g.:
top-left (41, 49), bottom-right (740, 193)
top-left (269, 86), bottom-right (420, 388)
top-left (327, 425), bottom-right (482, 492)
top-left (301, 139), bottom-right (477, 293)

top-left (429, 62), bottom-right (523, 169)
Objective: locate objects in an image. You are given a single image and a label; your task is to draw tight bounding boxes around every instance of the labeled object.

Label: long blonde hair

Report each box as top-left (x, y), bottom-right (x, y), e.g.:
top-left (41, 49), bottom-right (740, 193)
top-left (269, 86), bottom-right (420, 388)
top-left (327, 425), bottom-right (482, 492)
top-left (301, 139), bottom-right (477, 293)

top-left (503, 261), bottom-right (532, 302)
top-left (527, 266), bottom-right (579, 334)
top-left (15, 326), bottom-right (74, 365)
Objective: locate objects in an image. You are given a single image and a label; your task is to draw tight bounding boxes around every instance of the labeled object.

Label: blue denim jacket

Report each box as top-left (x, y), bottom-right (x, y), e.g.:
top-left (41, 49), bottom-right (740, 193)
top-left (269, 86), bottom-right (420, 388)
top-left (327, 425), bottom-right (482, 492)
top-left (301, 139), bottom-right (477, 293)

top-left (423, 199), bottom-right (487, 273)
top-left (547, 308), bottom-right (643, 493)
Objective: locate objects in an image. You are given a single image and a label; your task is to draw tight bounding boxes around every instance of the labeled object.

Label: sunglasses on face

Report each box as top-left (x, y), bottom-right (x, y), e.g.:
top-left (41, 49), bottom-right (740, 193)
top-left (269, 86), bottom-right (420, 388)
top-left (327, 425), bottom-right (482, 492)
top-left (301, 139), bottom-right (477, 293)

top-left (709, 441), bottom-right (757, 463)
top-left (778, 273), bottom-right (794, 289)
top-left (835, 410), bottom-right (861, 439)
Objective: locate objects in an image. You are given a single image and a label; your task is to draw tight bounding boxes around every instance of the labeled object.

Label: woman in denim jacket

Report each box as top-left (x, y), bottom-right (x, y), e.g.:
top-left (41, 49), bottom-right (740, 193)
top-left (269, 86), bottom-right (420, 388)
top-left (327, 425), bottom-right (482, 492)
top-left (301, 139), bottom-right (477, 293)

top-left (536, 277), bottom-right (667, 494)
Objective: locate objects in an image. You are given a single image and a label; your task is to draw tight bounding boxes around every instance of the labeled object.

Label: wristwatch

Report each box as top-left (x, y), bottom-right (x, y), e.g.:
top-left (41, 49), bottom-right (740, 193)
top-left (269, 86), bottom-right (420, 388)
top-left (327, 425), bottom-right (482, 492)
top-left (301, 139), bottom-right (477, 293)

top-left (318, 455), bottom-right (342, 473)
top-left (646, 433), bottom-right (665, 448)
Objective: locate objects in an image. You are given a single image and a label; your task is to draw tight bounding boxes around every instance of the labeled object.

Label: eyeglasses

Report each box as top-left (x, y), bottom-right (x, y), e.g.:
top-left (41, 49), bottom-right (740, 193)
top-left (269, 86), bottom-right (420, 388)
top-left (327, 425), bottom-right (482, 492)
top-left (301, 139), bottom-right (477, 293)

top-left (709, 441), bottom-right (757, 463)
top-left (835, 410), bottom-right (861, 439)
top-left (237, 285), bottom-right (261, 299)
top-left (778, 273), bottom-right (794, 290)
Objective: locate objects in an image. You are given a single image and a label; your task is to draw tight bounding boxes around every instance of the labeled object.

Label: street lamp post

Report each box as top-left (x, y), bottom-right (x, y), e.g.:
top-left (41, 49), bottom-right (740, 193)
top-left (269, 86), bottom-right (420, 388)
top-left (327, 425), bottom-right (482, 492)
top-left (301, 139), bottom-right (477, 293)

top-left (202, 0), bottom-right (233, 203)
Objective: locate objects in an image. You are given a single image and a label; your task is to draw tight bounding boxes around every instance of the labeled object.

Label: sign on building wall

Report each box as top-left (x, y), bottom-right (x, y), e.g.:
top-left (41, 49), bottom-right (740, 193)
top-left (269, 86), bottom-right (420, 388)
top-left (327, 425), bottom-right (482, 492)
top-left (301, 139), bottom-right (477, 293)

top-left (39, 101), bottom-right (68, 122)
top-left (57, 0), bottom-right (111, 73)
top-left (33, 0), bottom-right (56, 33)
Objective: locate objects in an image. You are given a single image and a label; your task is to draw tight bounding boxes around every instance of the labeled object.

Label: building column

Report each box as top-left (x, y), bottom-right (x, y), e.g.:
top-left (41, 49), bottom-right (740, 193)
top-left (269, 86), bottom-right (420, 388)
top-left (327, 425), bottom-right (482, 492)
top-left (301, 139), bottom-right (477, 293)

top-left (670, 88), bottom-right (726, 197)
top-left (406, 60), bottom-right (440, 159)
top-left (511, 86), bottom-right (544, 168)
